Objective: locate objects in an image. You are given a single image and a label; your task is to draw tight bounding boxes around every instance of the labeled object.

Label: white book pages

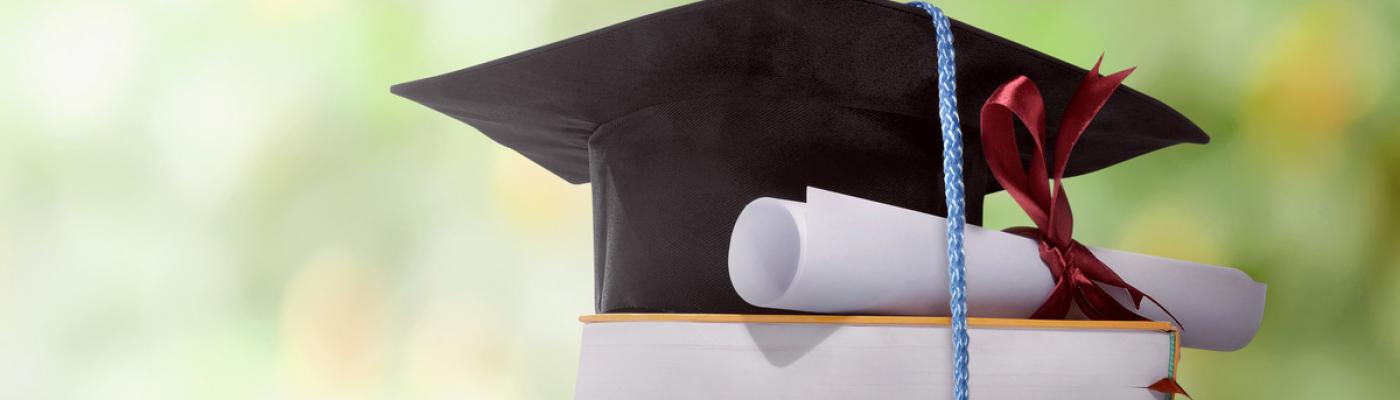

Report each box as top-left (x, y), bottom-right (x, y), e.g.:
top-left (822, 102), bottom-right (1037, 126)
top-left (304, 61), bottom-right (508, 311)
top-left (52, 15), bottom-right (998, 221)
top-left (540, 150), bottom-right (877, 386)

top-left (728, 187), bottom-right (1267, 351)
top-left (575, 321), bottom-right (1173, 400)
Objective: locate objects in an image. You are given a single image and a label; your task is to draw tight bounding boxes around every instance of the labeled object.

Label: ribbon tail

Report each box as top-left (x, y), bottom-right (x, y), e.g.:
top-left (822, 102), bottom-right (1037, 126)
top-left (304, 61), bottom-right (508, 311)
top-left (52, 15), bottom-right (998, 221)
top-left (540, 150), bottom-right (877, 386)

top-left (1075, 277), bottom-right (1150, 321)
top-left (1138, 292), bottom-right (1187, 332)
top-left (1148, 378), bottom-right (1192, 399)
top-left (1051, 56), bottom-right (1134, 179)
top-left (1068, 243), bottom-right (1145, 306)
top-left (1029, 278), bottom-right (1074, 319)
top-left (1065, 243), bottom-right (1187, 328)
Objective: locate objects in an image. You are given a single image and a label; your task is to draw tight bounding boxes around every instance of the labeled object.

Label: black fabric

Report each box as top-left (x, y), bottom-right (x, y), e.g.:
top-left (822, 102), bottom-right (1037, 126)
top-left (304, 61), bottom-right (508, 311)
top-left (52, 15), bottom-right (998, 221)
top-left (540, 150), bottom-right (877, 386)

top-left (392, 0), bottom-right (1210, 314)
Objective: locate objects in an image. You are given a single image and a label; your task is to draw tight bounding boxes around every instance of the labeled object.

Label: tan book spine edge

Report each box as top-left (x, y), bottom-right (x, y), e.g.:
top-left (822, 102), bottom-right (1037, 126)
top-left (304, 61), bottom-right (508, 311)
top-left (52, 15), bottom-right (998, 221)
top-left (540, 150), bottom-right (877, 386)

top-left (580, 313), bottom-right (1176, 332)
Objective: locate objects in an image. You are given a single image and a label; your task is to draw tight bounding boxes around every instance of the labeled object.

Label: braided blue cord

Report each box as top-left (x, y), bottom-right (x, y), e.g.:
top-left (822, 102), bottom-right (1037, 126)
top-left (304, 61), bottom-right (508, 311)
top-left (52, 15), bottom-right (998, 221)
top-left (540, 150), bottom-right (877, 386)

top-left (911, 3), bottom-right (970, 400)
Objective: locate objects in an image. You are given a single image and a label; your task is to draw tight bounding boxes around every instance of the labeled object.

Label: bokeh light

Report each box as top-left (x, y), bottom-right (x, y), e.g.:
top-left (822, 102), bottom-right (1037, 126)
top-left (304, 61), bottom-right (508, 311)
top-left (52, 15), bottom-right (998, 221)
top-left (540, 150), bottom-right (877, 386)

top-left (0, 0), bottom-right (1395, 399)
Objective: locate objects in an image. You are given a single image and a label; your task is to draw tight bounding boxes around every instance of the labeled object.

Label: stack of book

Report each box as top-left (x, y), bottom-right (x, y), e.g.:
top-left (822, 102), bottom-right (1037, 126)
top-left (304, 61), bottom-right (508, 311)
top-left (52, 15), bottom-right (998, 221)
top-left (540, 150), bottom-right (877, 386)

top-left (575, 314), bottom-right (1180, 400)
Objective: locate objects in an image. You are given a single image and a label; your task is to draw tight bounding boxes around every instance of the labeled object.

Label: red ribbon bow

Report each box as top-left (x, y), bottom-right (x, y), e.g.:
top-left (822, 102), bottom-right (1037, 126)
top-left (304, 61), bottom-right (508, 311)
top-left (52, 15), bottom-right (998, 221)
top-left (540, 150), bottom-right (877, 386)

top-left (978, 58), bottom-right (1183, 327)
top-left (980, 58), bottom-right (1189, 398)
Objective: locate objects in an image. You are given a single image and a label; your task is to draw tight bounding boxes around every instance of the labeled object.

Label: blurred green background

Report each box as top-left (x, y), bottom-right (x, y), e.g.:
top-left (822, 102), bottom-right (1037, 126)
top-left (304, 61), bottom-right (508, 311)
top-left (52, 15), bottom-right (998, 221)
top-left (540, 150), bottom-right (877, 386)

top-left (0, 0), bottom-right (1396, 398)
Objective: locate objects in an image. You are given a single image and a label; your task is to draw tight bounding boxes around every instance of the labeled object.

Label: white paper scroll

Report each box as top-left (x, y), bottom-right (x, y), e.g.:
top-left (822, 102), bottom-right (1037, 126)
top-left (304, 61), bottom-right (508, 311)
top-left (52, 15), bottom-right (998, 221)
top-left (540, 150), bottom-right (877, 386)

top-left (728, 187), bottom-right (1267, 351)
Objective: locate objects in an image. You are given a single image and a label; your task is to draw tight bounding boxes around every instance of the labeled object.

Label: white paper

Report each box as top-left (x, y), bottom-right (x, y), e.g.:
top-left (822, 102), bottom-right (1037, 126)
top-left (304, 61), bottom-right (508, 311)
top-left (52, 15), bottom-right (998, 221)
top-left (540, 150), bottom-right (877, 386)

top-left (728, 187), bottom-right (1267, 351)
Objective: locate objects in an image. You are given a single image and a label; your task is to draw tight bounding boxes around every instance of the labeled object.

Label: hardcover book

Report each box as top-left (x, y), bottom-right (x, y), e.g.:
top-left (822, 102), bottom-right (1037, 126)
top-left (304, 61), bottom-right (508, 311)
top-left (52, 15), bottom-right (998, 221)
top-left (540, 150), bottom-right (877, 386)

top-left (576, 314), bottom-right (1181, 400)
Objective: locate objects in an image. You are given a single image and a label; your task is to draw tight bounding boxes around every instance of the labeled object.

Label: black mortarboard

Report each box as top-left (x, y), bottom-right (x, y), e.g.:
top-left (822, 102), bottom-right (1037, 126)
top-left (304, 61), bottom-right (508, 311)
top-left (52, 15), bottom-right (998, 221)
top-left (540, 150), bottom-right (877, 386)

top-left (392, 0), bottom-right (1209, 314)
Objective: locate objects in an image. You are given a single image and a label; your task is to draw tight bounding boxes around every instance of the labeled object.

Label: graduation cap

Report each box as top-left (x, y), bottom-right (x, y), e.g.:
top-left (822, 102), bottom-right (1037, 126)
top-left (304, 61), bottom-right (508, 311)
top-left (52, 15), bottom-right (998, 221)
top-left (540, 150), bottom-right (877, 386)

top-left (392, 0), bottom-right (1209, 314)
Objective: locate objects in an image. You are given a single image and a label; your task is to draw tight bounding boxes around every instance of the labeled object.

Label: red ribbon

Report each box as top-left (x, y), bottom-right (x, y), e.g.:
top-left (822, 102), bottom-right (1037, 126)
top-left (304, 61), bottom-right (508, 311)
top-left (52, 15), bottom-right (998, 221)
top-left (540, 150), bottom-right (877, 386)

top-left (978, 57), bottom-right (1183, 327)
top-left (1149, 378), bottom-right (1192, 399)
top-left (979, 56), bottom-right (1190, 399)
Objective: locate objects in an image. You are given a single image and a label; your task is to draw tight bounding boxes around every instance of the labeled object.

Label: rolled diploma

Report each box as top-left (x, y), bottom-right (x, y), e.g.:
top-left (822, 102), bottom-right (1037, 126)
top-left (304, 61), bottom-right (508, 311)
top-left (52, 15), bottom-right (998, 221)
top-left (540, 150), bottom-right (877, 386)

top-left (728, 187), bottom-right (1267, 351)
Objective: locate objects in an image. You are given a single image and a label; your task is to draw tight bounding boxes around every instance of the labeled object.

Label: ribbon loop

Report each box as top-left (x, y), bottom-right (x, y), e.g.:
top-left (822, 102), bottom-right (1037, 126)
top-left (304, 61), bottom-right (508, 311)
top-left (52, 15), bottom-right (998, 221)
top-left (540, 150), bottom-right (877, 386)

top-left (980, 76), bottom-right (1054, 235)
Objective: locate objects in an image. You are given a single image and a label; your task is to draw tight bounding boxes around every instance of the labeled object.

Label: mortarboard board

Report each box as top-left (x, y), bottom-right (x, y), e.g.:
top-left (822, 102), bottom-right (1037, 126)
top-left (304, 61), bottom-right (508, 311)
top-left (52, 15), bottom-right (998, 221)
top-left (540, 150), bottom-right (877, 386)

top-left (391, 0), bottom-right (1209, 314)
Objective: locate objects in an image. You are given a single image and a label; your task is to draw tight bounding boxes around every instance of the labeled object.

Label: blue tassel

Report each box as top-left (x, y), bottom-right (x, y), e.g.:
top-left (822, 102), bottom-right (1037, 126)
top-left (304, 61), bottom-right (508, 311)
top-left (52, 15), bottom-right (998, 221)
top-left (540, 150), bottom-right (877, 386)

top-left (909, 3), bottom-right (970, 400)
